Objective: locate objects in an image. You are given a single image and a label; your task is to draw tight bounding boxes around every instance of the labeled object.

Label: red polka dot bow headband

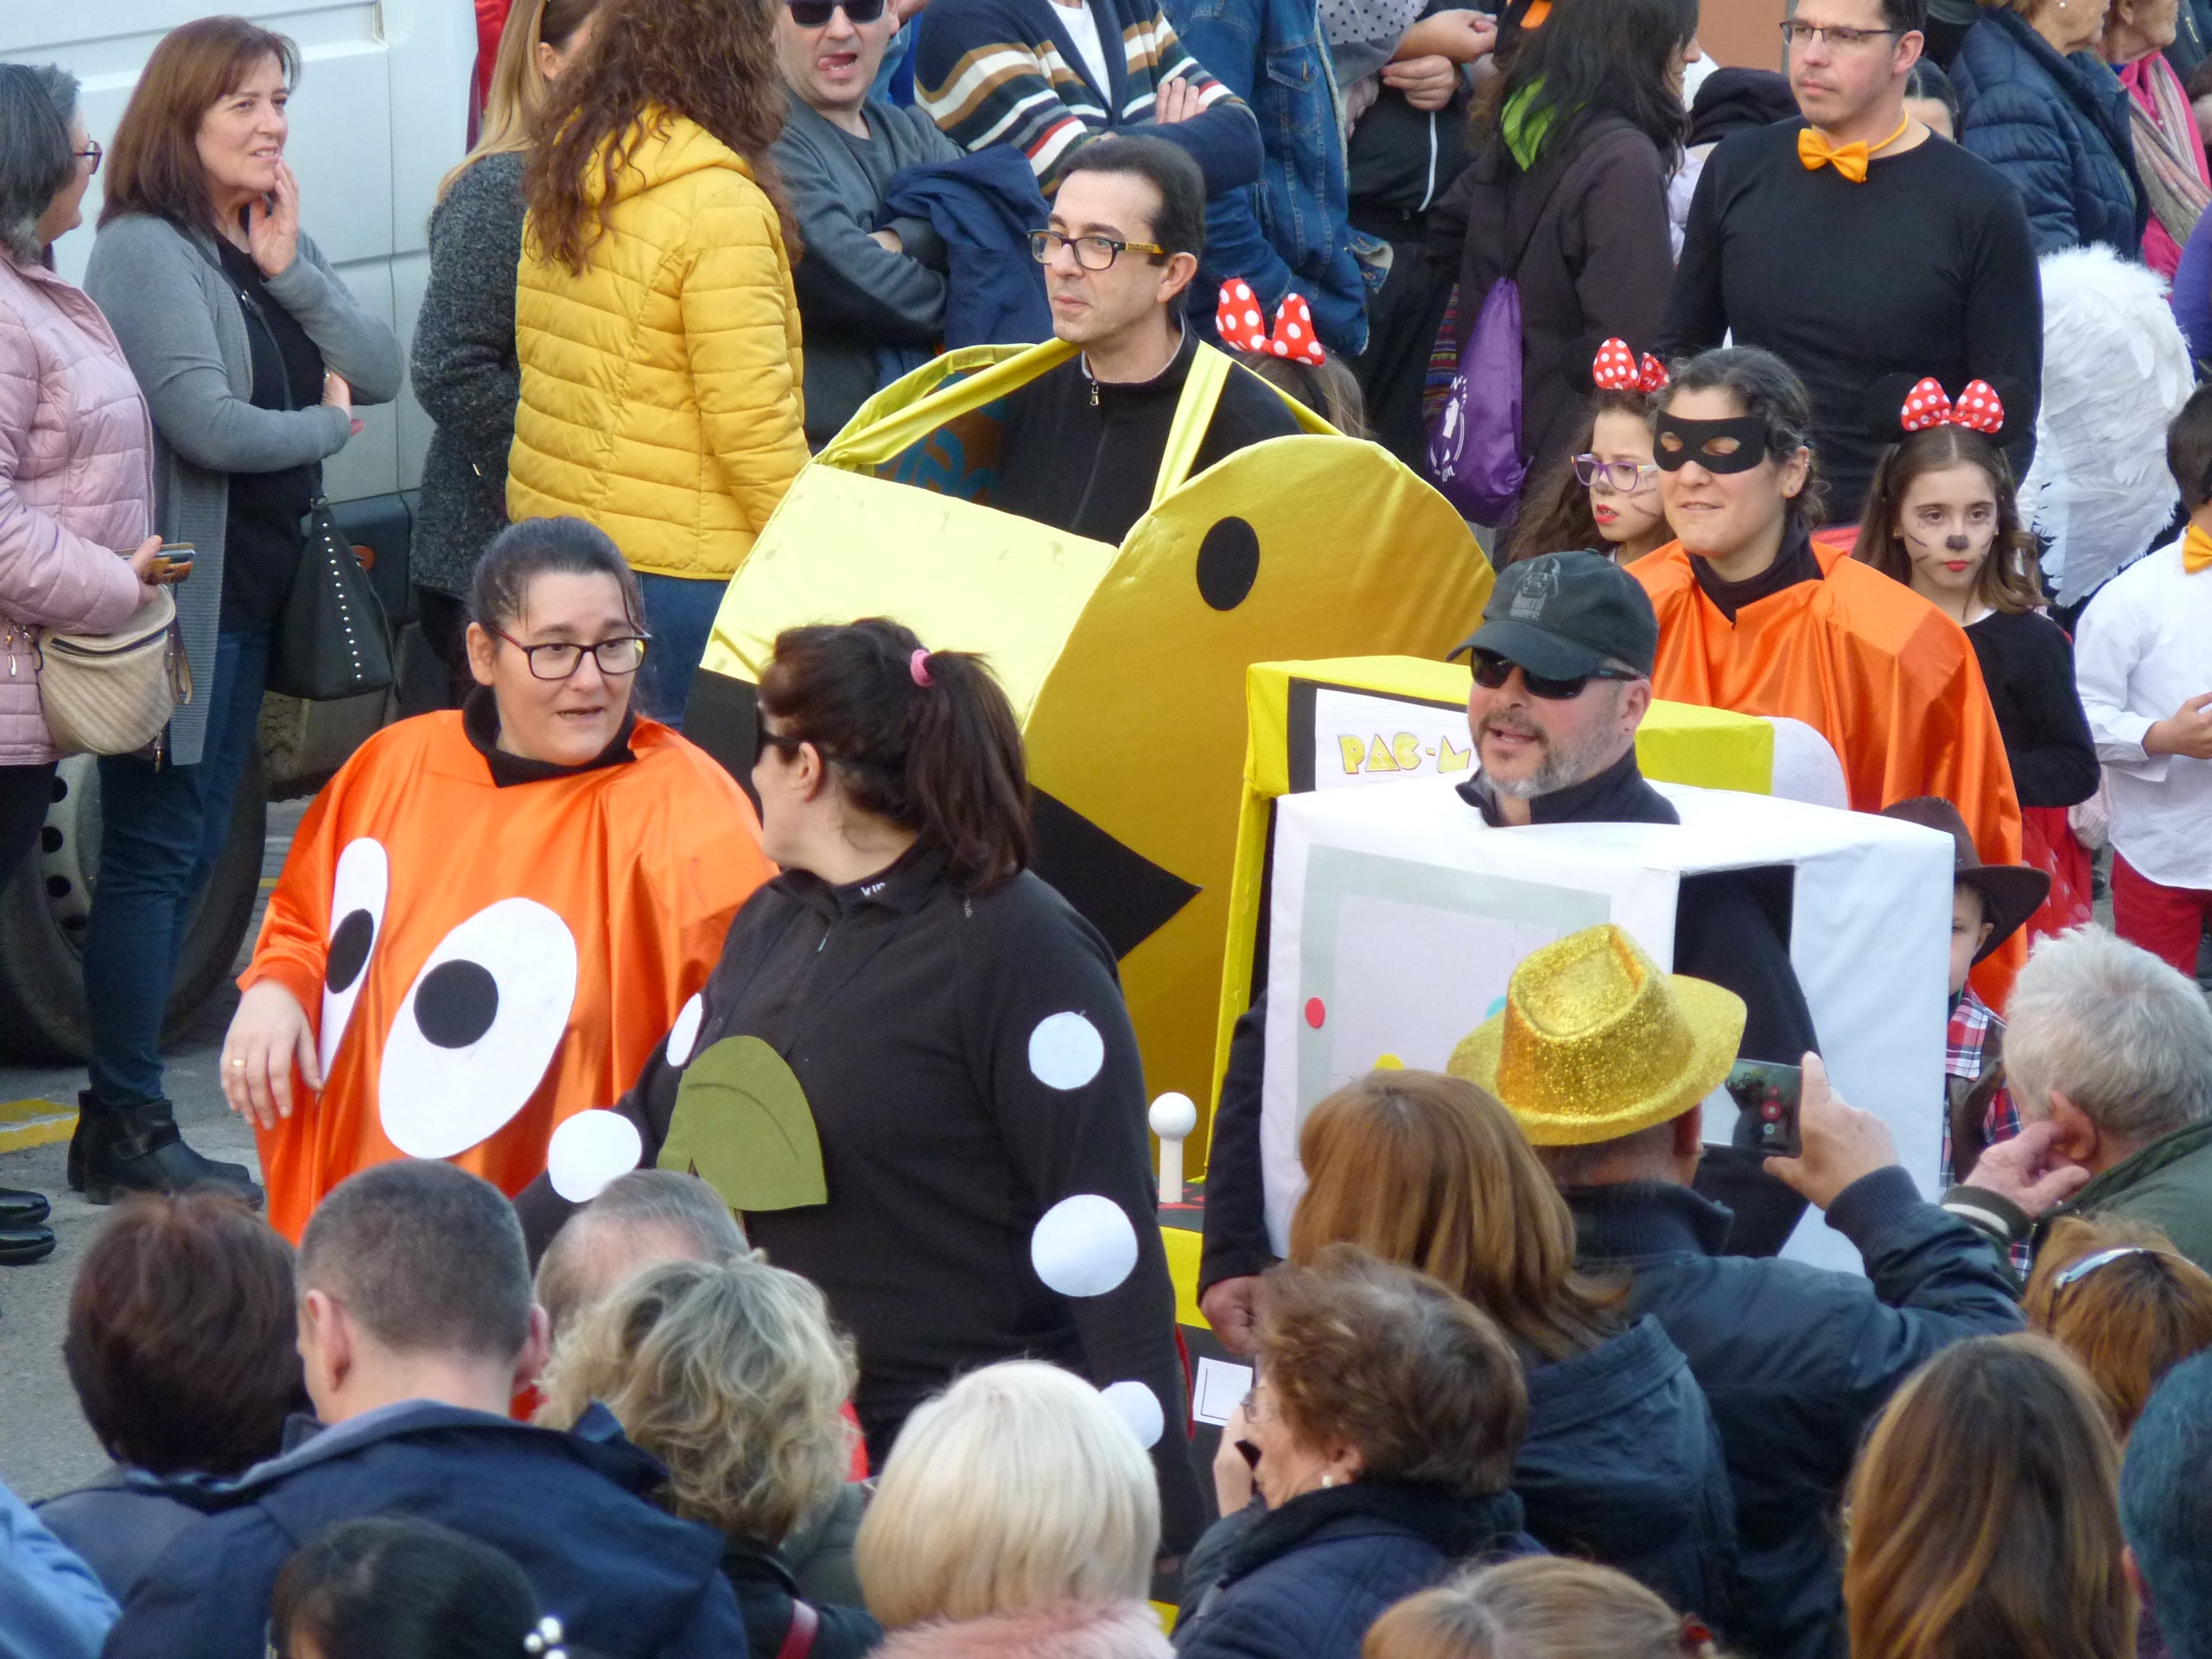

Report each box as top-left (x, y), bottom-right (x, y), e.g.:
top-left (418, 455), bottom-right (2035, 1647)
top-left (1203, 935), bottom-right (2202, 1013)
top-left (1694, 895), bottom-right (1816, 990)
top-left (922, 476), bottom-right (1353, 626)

top-left (1592, 338), bottom-right (1669, 394)
top-left (1901, 376), bottom-right (2004, 435)
top-left (1217, 280), bottom-right (1326, 365)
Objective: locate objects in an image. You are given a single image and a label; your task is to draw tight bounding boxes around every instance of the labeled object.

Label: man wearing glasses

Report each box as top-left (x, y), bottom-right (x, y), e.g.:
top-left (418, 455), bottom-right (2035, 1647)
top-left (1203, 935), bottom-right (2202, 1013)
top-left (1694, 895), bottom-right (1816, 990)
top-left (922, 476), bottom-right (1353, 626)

top-left (1198, 551), bottom-right (1823, 1352)
top-left (769, 0), bottom-right (969, 447)
top-left (990, 136), bottom-right (1300, 543)
top-left (1659, 0), bottom-right (2040, 521)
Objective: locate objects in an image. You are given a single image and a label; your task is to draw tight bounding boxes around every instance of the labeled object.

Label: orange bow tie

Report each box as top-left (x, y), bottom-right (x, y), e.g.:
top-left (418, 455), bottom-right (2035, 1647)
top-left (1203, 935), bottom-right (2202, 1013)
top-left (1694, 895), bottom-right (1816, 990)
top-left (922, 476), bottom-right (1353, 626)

top-left (1797, 115), bottom-right (1910, 182)
top-left (2185, 523), bottom-right (2212, 573)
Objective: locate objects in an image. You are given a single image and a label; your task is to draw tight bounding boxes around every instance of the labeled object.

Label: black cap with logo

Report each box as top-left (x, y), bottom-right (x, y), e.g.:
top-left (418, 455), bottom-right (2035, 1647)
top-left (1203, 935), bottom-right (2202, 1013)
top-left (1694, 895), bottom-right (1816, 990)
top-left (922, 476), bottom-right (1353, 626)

top-left (1452, 550), bottom-right (1661, 679)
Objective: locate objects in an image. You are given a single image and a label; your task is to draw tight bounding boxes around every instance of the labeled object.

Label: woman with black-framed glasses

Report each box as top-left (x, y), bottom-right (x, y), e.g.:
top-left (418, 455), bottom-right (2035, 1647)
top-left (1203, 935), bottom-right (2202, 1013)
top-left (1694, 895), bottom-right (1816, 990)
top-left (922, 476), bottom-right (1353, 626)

top-left (218, 516), bottom-right (773, 1239)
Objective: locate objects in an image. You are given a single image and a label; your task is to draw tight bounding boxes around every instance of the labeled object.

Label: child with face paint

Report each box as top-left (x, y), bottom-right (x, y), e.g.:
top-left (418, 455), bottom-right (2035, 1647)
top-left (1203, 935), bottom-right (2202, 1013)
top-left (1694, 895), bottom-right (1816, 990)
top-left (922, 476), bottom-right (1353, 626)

top-left (1500, 340), bottom-right (1669, 567)
top-left (1854, 378), bottom-right (2100, 938)
top-left (1629, 346), bottom-right (2030, 1002)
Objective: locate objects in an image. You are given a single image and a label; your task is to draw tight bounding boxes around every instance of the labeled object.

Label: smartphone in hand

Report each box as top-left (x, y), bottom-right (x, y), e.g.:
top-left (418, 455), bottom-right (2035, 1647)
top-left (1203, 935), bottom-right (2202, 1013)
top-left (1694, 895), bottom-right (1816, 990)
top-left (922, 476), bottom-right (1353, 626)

top-left (148, 543), bottom-right (195, 584)
top-left (1726, 1059), bottom-right (1804, 1160)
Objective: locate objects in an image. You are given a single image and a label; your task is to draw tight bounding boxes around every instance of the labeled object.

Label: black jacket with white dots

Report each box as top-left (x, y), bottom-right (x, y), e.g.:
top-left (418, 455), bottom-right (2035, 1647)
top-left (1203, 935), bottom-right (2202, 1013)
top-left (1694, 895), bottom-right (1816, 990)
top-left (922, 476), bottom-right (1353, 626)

top-left (522, 841), bottom-right (1204, 1548)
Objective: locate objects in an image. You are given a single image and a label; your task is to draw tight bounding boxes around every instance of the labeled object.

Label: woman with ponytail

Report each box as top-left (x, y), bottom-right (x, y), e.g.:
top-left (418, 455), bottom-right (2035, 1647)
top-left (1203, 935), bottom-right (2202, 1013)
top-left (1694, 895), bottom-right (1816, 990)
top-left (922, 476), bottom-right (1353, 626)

top-left (517, 617), bottom-right (1205, 1554)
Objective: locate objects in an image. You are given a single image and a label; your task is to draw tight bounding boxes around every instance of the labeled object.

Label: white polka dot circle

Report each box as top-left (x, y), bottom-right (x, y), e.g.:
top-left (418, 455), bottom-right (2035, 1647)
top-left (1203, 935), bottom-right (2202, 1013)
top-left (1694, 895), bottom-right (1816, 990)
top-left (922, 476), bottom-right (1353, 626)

top-left (545, 1109), bottom-right (644, 1203)
top-left (1102, 1380), bottom-right (1166, 1449)
top-left (666, 993), bottom-right (705, 1068)
top-left (1027, 1011), bottom-right (1104, 1090)
top-left (1030, 1192), bottom-right (1138, 1298)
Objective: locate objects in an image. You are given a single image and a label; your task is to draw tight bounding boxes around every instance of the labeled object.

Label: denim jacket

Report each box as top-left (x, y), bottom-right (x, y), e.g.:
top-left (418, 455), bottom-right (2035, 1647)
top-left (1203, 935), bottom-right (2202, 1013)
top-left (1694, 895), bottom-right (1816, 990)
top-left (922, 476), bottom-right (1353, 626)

top-left (1168, 0), bottom-right (1371, 357)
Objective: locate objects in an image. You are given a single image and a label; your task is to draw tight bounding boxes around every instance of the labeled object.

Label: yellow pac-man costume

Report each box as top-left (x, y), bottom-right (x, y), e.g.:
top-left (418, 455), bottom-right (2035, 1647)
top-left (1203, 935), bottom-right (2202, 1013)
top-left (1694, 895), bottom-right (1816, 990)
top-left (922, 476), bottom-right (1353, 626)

top-left (684, 340), bottom-right (1494, 1156)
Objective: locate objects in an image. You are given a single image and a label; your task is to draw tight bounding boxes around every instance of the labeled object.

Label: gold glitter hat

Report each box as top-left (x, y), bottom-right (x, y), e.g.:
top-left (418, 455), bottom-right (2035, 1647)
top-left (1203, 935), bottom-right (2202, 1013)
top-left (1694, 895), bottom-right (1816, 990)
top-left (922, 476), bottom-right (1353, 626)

top-left (1447, 924), bottom-right (1746, 1147)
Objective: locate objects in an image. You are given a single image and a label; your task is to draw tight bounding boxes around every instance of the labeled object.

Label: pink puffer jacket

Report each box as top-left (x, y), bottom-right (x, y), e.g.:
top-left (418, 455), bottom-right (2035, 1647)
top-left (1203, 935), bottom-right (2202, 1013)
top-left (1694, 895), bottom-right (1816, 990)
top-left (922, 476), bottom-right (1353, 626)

top-left (0, 256), bottom-right (152, 766)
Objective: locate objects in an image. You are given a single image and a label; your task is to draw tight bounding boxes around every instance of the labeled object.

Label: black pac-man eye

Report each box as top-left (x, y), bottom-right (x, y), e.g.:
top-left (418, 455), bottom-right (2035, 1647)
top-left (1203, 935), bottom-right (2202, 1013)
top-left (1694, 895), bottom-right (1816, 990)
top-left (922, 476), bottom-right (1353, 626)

top-left (320, 838), bottom-right (389, 1075)
top-left (378, 898), bottom-right (580, 1160)
top-left (1196, 517), bottom-right (1261, 611)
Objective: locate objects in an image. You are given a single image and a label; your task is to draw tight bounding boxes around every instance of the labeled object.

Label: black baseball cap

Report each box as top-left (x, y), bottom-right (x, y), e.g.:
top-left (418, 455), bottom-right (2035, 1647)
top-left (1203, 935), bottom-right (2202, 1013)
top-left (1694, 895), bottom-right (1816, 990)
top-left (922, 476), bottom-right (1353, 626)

top-left (1452, 550), bottom-right (1660, 679)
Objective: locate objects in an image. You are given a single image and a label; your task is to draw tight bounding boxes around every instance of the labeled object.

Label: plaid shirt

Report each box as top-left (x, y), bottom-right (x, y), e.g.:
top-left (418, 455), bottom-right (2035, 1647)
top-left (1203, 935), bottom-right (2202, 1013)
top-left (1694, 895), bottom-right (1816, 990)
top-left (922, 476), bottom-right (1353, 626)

top-left (1946, 986), bottom-right (2030, 1273)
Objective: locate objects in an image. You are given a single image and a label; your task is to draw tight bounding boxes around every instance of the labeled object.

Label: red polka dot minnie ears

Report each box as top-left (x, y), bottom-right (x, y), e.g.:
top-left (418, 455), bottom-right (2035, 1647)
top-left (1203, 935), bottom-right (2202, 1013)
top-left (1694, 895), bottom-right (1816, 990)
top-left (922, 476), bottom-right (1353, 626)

top-left (1901, 376), bottom-right (2004, 435)
top-left (1592, 338), bottom-right (1669, 394)
top-left (1216, 280), bottom-right (1326, 366)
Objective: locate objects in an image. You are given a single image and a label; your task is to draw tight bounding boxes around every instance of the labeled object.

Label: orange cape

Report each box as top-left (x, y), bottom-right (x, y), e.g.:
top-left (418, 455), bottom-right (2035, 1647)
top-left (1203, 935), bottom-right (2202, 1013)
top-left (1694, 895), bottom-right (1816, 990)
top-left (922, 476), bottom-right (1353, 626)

top-left (241, 711), bottom-right (773, 1238)
top-left (1632, 539), bottom-right (2025, 1006)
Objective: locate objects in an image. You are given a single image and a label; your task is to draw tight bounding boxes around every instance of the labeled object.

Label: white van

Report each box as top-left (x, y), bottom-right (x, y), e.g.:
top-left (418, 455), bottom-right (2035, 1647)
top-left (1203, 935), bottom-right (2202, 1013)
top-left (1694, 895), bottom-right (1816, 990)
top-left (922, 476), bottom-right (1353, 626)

top-left (0, 0), bottom-right (474, 1056)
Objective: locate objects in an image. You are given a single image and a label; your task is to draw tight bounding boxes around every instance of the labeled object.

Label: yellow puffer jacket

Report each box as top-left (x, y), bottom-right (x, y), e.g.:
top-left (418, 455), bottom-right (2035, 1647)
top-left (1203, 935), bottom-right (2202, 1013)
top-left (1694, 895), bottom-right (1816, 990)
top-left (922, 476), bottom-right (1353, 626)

top-left (510, 111), bottom-right (808, 582)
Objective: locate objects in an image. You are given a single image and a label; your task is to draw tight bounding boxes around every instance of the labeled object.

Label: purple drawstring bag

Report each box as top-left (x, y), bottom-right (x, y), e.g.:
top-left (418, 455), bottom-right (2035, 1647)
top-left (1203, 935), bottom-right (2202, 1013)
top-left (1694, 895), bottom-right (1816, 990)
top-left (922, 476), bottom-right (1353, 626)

top-left (1426, 274), bottom-right (1525, 525)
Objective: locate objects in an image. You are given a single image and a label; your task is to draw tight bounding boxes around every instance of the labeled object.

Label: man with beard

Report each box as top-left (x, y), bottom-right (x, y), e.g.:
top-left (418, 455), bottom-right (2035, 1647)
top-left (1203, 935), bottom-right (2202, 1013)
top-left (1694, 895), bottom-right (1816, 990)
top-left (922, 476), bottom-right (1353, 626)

top-left (1198, 551), bottom-right (1822, 1351)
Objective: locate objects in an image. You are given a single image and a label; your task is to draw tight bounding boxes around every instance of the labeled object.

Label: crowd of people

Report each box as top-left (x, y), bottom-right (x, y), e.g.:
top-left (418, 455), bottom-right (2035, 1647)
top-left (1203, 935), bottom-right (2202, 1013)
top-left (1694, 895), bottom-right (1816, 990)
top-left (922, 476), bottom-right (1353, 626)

top-left (5, 0), bottom-right (2212, 1653)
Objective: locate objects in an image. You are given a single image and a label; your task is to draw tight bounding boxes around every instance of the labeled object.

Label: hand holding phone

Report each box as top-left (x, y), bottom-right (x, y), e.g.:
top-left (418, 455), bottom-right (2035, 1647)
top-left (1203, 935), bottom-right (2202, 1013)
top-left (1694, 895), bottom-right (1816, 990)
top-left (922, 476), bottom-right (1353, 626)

top-left (1760, 1052), bottom-right (1903, 1212)
top-left (1726, 1059), bottom-right (1803, 1160)
top-left (148, 543), bottom-right (195, 584)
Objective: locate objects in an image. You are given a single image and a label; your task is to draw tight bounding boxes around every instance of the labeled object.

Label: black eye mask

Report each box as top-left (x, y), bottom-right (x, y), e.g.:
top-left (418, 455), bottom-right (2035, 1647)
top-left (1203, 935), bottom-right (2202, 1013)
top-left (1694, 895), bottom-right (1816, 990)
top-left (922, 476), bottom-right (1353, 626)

top-left (1653, 413), bottom-right (1774, 474)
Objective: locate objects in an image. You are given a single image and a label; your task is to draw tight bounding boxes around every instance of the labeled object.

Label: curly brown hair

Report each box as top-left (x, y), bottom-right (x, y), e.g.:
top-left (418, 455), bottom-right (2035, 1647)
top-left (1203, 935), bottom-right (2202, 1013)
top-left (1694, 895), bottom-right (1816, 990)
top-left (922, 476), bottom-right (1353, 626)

top-left (522, 0), bottom-right (797, 273)
top-left (1499, 391), bottom-right (1655, 566)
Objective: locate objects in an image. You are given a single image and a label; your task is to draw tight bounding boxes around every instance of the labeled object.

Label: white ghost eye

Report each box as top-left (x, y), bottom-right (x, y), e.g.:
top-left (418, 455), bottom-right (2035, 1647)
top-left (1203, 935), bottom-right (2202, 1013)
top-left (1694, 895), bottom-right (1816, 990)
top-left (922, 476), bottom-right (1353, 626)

top-left (320, 838), bottom-right (390, 1077)
top-left (378, 899), bottom-right (580, 1160)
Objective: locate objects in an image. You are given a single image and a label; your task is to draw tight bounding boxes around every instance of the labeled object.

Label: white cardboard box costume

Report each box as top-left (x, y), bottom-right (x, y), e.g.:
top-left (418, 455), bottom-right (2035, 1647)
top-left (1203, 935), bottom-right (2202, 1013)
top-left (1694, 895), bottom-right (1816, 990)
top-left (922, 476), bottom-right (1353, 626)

top-left (1261, 777), bottom-right (1958, 1270)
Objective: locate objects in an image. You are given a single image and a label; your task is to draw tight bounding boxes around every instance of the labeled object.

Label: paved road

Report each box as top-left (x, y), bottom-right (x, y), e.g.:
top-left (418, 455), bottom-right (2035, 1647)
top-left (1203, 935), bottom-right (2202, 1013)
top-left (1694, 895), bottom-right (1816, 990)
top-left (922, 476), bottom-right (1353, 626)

top-left (0, 803), bottom-right (301, 1503)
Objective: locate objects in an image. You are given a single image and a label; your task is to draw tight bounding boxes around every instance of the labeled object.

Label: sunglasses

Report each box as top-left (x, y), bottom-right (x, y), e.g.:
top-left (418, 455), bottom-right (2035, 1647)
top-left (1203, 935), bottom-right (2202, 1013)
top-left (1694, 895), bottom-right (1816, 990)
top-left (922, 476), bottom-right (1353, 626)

top-left (1470, 646), bottom-right (1638, 701)
top-left (786, 0), bottom-right (888, 24)
top-left (755, 709), bottom-right (808, 759)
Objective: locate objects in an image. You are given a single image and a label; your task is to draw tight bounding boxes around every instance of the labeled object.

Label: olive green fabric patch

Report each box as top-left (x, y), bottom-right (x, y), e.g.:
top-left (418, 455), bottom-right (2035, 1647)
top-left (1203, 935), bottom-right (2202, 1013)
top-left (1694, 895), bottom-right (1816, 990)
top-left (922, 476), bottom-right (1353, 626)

top-left (658, 1035), bottom-right (827, 1211)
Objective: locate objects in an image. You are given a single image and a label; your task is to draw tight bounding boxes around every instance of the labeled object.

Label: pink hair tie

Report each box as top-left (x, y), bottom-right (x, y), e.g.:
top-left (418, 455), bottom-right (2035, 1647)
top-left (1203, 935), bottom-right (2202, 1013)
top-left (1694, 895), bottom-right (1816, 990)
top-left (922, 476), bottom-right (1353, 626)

top-left (909, 648), bottom-right (933, 688)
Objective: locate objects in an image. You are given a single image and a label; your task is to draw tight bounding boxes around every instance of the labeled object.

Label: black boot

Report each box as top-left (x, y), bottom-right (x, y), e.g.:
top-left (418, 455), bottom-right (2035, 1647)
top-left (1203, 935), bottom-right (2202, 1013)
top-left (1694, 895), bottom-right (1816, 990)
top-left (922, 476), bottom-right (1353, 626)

top-left (80, 1099), bottom-right (262, 1208)
top-left (0, 1224), bottom-right (55, 1265)
top-left (0, 1186), bottom-right (49, 1227)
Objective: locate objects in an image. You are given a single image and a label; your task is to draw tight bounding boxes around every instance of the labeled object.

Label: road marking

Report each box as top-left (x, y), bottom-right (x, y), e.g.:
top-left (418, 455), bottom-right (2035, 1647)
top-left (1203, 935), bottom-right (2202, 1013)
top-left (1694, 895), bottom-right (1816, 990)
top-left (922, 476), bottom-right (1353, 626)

top-left (0, 1098), bottom-right (75, 1154)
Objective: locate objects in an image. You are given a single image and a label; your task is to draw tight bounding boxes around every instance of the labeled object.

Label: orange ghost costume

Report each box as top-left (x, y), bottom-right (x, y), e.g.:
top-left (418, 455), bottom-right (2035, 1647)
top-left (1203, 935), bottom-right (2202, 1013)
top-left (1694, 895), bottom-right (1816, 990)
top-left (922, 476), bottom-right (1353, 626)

top-left (239, 709), bottom-right (772, 1238)
top-left (1632, 537), bottom-right (2027, 1006)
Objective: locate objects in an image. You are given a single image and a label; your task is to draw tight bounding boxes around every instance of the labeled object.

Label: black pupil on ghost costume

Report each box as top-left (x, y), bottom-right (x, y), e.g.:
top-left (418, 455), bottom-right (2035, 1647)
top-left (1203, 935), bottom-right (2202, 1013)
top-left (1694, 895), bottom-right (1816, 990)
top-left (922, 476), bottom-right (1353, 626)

top-left (415, 960), bottom-right (500, 1049)
top-left (325, 911), bottom-right (375, 995)
top-left (1196, 518), bottom-right (1261, 611)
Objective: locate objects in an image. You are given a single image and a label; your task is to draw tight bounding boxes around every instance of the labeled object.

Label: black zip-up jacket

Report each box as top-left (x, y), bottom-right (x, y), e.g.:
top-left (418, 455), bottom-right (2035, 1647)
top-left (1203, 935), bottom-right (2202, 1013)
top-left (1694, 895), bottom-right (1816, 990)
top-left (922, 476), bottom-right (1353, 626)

top-left (518, 842), bottom-right (1205, 1550)
top-left (991, 329), bottom-right (1301, 544)
top-left (1571, 1172), bottom-right (2023, 1659)
top-left (1198, 748), bottom-right (1821, 1295)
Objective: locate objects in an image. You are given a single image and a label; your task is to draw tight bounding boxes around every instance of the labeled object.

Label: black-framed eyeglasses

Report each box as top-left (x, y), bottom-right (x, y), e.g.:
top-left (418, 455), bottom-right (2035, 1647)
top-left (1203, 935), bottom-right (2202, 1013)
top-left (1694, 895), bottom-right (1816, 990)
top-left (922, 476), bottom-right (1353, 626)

top-left (486, 626), bottom-right (647, 680)
top-left (1028, 229), bottom-right (1169, 270)
top-left (1778, 19), bottom-right (1899, 48)
top-left (754, 710), bottom-right (808, 760)
top-left (1572, 454), bottom-right (1660, 493)
top-left (787, 0), bottom-right (888, 24)
top-left (74, 140), bottom-right (102, 175)
top-left (1470, 646), bottom-right (1639, 702)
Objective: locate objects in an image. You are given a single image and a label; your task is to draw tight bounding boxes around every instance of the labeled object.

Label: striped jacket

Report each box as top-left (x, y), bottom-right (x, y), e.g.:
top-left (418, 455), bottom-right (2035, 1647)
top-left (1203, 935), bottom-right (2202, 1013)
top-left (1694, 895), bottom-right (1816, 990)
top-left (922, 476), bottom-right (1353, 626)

top-left (915, 0), bottom-right (1262, 194)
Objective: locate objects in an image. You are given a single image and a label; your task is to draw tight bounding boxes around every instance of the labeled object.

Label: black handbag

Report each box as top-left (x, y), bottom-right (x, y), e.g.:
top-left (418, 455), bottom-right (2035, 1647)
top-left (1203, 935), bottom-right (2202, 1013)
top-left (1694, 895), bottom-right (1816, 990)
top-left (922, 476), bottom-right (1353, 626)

top-left (265, 494), bottom-right (395, 702)
top-left (193, 233), bottom-right (395, 702)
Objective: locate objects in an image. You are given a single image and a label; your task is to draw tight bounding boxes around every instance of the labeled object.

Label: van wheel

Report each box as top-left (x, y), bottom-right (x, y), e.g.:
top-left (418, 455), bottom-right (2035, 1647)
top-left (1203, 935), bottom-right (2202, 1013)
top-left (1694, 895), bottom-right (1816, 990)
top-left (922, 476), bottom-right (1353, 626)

top-left (0, 749), bottom-right (268, 1063)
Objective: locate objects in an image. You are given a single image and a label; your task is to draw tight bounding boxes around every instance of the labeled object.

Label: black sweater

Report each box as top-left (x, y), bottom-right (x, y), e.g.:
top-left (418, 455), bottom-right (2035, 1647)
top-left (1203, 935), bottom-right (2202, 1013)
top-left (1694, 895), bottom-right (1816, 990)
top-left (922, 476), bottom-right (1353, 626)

top-left (1198, 750), bottom-right (1821, 1293)
top-left (1965, 607), bottom-right (2100, 808)
top-left (523, 843), bottom-right (1205, 1549)
top-left (1660, 122), bottom-right (2042, 519)
top-left (993, 330), bottom-right (1301, 543)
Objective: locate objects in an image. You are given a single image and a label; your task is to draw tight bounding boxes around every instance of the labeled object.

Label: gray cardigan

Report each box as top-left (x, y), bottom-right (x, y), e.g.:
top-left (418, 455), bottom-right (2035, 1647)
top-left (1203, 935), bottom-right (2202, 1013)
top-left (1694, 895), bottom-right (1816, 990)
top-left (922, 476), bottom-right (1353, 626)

top-left (84, 213), bottom-right (401, 764)
top-left (410, 151), bottom-right (525, 599)
top-left (772, 98), bottom-right (962, 445)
